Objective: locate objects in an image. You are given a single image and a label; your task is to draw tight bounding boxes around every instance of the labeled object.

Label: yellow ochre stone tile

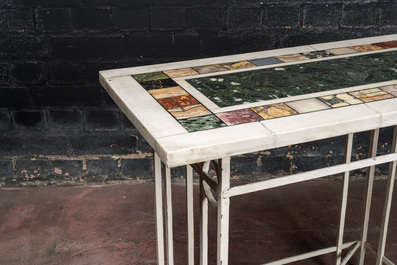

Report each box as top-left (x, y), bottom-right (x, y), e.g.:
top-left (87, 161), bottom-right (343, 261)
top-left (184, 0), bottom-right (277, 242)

top-left (274, 54), bottom-right (309, 62)
top-left (349, 44), bottom-right (383, 52)
top-left (221, 61), bottom-right (256, 70)
top-left (251, 103), bottom-right (297, 120)
top-left (319, 93), bottom-right (363, 108)
top-left (163, 68), bottom-right (199, 78)
top-left (149, 86), bottom-right (188, 99)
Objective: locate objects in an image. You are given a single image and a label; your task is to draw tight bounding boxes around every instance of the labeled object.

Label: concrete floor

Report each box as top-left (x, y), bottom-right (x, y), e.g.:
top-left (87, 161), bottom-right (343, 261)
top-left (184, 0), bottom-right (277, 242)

top-left (0, 179), bottom-right (396, 265)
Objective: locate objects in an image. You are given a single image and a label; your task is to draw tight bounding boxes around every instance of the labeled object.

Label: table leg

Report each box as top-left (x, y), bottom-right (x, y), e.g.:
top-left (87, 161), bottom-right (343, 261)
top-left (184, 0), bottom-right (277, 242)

top-left (358, 128), bottom-right (380, 265)
top-left (336, 133), bottom-right (354, 265)
top-left (164, 165), bottom-right (174, 265)
top-left (217, 158), bottom-right (231, 265)
top-left (376, 126), bottom-right (397, 265)
top-left (200, 174), bottom-right (209, 265)
top-left (154, 152), bottom-right (165, 265)
top-left (186, 165), bottom-right (195, 265)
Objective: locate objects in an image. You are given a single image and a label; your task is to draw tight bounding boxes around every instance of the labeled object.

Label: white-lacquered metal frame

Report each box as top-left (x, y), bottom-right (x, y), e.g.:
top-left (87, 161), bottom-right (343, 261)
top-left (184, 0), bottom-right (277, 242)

top-left (153, 125), bottom-right (397, 265)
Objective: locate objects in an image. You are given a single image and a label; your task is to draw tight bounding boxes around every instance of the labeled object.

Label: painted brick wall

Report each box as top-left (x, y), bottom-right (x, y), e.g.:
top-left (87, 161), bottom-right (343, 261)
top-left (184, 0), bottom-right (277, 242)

top-left (0, 0), bottom-right (396, 186)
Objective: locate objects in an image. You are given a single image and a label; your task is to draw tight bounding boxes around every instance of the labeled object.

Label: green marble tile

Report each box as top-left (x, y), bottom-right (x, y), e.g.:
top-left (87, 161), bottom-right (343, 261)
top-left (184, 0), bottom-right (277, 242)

top-left (187, 50), bottom-right (397, 107)
top-left (178, 114), bottom-right (226, 132)
top-left (133, 72), bottom-right (169, 82)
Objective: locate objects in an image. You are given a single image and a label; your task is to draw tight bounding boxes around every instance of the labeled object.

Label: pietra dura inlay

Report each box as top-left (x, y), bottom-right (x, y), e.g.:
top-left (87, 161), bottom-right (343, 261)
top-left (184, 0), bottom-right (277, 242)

top-left (127, 37), bottom-right (397, 133)
top-left (187, 51), bottom-right (397, 107)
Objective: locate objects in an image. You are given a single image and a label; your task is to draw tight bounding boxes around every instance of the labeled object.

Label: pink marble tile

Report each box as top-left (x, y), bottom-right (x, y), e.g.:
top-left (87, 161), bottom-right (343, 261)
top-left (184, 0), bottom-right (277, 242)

top-left (216, 109), bottom-right (263, 125)
top-left (379, 85), bottom-right (397, 97)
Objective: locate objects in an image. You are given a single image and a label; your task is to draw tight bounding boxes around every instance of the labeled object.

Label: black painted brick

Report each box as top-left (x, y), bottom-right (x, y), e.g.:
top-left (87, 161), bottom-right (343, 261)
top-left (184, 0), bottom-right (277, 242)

top-left (0, 36), bottom-right (50, 59)
top-left (128, 34), bottom-right (200, 58)
top-left (12, 63), bottom-right (47, 85)
top-left (50, 160), bottom-right (83, 176)
top-left (85, 61), bottom-right (139, 83)
top-left (35, 8), bottom-right (73, 32)
top-left (113, 7), bottom-right (149, 29)
top-left (303, 4), bottom-right (342, 27)
top-left (264, 5), bottom-right (301, 28)
top-left (85, 109), bottom-right (119, 130)
top-left (14, 0), bottom-right (82, 7)
top-left (51, 36), bottom-right (125, 59)
top-left (29, 85), bottom-right (103, 107)
top-left (0, 135), bottom-right (68, 156)
top-left (74, 8), bottom-right (112, 30)
top-left (0, 111), bottom-right (11, 131)
top-left (188, 7), bottom-right (225, 29)
top-left (342, 4), bottom-right (378, 27)
top-left (199, 32), bottom-right (235, 57)
top-left (0, 161), bottom-right (13, 174)
top-left (14, 110), bottom-right (46, 130)
top-left (0, 9), bottom-right (35, 32)
top-left (82, 0), bottom-right (159, 6)
top-left (121, 158), bottom-right (152, 179)
top-left (86, 159), bottom-right (118, 176)
top-left (15, 159), bottom-right (50, 180)
top-left (190, 0), bottom-right (229, 5)
top-left (381, 3), bottom-right (397, 26)
top-left (49, 62), bottom-right (86, 84)
top-left (121, 113), bottom-right (135, 130)
top-left (69, 134), bottom-right (138, 155)
top-left (227, 7), bottom-right (262, 29)
top-left (150, 7), bottom-right (186, 30)
top-left (0, 87), bottom-right (32, 109)
top-left (0, 64), bottom-right (9, 84)
top-left (47, 109), bottom-right (82, 130)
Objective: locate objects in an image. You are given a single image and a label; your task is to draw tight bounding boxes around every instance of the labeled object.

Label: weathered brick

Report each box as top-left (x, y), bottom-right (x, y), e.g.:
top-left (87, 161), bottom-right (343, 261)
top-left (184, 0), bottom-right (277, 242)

top-left (50, 160), bottom-right (83, 177)
top-left (113, 7), bottom-right (149, 29)
top-left (303, 4), bottom-right (342, 27)
top-left (84, 109), bottom-right (119, 130)
top-left (51, 36), bottom-right (125, 59)
top-left (227, 7), bottom-right (263, 29)
top-left (15, 159), bottom-right (50, 180)
top-left (69, 134), bottom-right (138, 155)
top-left (11, 63), bottom-right (47, 84)
top-left (87, 159), bottom-right (118, 176)
top-left (0, 9), bottom-right (34, 32)
top-left (29, 85), bottom-right (103, 107)
top-left (35, 8), bottom-right (72, 31)
top-left (0, 36), bottom-right (50, 59)
top-left (0, 87), bottom-right (32, 109)
top-left (128, 34), bottom-right (200, 58)
top-left (14, 110), bottom-right (46, 130)
top-left (49, 62), bottom-right (86, 84)
top-left (0, 111), bottom-right (11, 131)
top-left (0, 135), bottom-right (68, 156)
top-left (74, 8), bottom-right (112, 30)
top-left (381, 3), bottom-right (397, 26)
top-left (188, 7), bottom-right (225, 29)
top-left (342, 4), bottom-right (378, 28)
top-left (150, 7), bottom-right (186, 30)
top-left (47, 109), bottom-right (82, 130)
top-left (264, 4), bottom-right (301, 28)
top-left (0, 161), bottom-right (13, 174)
top-left (121, 158), bottom-right (152, 179)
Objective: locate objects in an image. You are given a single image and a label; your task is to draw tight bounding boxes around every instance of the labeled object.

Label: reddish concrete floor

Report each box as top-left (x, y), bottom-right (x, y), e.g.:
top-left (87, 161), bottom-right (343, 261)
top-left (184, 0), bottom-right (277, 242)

top-left (0, 180), bottom-right (396, 265)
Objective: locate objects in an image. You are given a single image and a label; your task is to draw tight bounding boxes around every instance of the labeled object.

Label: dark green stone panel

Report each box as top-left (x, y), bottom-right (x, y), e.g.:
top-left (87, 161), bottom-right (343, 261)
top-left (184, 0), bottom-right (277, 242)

top-left (187, 51), bottom-right (397, 107)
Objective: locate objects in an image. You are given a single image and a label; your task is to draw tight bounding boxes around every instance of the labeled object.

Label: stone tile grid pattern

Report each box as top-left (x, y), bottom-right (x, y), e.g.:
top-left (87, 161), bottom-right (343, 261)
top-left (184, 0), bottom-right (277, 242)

top-left (131, 41), bottom-right (397, 132)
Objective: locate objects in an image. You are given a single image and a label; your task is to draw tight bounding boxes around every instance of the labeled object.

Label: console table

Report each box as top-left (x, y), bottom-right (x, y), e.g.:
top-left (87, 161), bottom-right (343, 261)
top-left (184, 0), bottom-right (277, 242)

top-left (100, 34), bottom-right (397, 265)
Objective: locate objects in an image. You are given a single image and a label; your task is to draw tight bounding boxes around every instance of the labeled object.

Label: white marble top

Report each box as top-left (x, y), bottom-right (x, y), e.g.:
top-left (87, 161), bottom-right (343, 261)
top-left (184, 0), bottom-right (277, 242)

top-left (100, 34), bottom-right (397, 167)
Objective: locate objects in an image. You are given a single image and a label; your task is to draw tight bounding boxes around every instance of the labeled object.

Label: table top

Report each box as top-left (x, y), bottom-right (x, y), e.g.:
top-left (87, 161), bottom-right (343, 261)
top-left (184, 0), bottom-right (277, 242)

top-left (100, 34), bottom-right (397, 168)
